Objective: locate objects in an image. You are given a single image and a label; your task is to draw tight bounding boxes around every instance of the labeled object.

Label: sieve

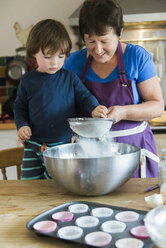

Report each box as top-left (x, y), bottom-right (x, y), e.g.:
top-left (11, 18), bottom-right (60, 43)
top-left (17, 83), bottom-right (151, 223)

top-left (68, 118), bottom-right (113, 138)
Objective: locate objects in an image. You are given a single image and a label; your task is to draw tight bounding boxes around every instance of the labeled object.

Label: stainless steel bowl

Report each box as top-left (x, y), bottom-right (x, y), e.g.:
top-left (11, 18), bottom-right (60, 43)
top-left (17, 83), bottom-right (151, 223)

top-left (68, 118), bottom-right (114, 138)
top-left (43, 142), bottom-right (140, 196)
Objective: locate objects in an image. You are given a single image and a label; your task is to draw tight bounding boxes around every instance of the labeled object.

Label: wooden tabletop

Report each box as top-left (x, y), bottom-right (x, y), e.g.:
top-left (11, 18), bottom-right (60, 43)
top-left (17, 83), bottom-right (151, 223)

top-left (0, 178), bottom-right (159, 248)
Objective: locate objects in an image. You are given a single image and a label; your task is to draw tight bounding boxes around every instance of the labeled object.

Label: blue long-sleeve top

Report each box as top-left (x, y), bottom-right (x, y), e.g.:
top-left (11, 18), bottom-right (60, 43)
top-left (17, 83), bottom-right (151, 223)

top-left (14, 68), bottom-right (99, 143)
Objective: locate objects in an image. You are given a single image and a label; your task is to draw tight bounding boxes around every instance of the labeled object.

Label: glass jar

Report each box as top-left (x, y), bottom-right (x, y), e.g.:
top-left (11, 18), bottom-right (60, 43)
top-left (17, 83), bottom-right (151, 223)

top-left (158, 148), bottom-right (166, 186)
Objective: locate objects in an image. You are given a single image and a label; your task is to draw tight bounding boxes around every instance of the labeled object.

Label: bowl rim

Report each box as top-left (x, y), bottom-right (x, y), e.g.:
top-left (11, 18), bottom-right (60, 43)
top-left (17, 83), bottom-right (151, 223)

top-left (43, 142), bottom-right (141, 160)
top-left (68, 118), bottom-right (114, 123)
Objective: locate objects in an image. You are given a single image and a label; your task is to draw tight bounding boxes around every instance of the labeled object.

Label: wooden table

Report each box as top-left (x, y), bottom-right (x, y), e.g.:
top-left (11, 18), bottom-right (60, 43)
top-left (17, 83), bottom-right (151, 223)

top-left (0, 178), bottom-right (159, 248)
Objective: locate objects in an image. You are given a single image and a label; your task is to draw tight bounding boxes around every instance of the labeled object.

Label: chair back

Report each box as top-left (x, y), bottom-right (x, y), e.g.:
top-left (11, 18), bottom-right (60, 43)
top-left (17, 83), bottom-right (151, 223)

top-left (0, 147), bottom-right (24, 180)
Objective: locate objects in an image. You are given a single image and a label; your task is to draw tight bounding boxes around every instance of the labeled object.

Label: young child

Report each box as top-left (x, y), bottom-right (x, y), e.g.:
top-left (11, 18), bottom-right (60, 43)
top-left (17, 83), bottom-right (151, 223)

top-left (14, 19), bottom-right (108, 180)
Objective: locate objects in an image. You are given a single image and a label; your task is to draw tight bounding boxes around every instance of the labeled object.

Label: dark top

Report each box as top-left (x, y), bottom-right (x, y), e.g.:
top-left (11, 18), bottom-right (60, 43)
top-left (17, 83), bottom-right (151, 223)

top-left (14, 68), bottom-right (99, 143)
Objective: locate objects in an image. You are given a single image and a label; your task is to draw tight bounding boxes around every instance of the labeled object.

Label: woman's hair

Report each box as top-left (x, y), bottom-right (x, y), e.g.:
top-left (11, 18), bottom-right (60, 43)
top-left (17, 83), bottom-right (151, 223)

top-left (26, 19), bottom-right (72, 59)
top-left (79, 0), bottom-right (124, 40)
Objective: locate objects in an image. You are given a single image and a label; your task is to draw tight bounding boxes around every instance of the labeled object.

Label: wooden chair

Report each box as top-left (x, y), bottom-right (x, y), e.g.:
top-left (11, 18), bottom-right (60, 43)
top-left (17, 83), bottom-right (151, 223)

top-left (0, 147), bottom-right (24, 180)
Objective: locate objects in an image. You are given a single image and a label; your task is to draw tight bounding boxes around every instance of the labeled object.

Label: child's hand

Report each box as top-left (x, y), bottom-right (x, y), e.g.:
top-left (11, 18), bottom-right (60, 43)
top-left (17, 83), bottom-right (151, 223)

top-left (91, 105), bottom-right (108, 118)
top-left (17, 126), bottom-right (32, 144)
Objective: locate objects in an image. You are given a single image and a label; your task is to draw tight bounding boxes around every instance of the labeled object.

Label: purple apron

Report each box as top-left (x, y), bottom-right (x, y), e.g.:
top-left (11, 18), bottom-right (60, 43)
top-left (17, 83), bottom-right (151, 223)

top-left (80, 41), bottom-right (158, 178)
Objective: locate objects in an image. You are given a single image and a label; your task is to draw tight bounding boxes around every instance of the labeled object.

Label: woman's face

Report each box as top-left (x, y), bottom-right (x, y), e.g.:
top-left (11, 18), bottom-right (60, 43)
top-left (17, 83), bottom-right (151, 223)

top-left (84, 28), bottom-right (119, 64)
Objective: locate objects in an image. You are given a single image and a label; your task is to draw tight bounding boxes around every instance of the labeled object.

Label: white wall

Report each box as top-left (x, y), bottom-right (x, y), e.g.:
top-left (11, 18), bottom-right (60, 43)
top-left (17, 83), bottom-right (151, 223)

top-left (0, 0), bottom-right (84, 56)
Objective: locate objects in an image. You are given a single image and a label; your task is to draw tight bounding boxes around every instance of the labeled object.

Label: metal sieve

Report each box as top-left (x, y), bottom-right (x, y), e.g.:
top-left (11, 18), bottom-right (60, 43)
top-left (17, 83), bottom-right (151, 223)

top-left (68, 118), bottom-right (114, 138)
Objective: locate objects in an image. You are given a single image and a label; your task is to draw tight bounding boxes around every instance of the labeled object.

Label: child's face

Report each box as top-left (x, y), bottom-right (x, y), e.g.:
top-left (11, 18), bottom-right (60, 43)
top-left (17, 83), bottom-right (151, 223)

top-left (34, 49), bottom-right (66, 74)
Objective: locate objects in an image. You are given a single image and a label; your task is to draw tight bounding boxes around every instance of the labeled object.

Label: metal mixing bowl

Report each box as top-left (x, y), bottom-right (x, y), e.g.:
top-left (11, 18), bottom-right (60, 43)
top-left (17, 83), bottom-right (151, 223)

top-left (68, 118), bottom-right (114, 138)
top-left (43, 142), bottom-right (140, 196)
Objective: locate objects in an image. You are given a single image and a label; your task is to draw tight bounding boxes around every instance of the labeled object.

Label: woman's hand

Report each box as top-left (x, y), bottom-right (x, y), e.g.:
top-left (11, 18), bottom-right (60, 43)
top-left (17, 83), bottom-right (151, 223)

top-left (92, 105), bottom-right (108, 118)
top-left (17, 126), bottom-right (32, 144)
top-left (107, 105), bottom-right (126, 123)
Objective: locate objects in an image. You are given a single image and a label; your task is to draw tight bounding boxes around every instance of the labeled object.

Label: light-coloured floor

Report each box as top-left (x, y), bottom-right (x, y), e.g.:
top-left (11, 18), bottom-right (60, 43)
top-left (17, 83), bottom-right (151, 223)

top-left (0, 166), bottom-right (17, 180)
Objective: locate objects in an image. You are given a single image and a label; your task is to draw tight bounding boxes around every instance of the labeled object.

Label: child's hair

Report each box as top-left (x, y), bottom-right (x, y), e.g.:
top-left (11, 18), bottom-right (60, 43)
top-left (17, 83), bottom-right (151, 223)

top-left (26, 19), bottom-right (72, 60)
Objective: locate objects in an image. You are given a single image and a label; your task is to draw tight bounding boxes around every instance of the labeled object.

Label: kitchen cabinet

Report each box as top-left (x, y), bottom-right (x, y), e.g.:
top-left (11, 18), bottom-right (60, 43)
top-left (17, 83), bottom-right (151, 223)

top-left (0, 121), bottom-right (21, 150)
top-left (153, 133), bottom-right (166, 155)
top-left (0, 121), bottom-right (22, 180)
top-left (150, 112), bottom-right (166, 155)
top-left (0, 129), bottom-right (20, 149)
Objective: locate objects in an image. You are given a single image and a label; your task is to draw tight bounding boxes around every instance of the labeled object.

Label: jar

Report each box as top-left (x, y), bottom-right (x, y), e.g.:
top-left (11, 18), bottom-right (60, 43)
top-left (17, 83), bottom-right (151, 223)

top-left (158, 148), bottom-right (166, 186)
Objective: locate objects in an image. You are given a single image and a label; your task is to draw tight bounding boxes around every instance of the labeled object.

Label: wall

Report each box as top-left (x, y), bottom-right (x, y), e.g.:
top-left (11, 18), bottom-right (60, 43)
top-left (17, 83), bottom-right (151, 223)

top-left (0, 0), bottom-right (84, 57)
top-left (0, 0), bottom-right (84, 109)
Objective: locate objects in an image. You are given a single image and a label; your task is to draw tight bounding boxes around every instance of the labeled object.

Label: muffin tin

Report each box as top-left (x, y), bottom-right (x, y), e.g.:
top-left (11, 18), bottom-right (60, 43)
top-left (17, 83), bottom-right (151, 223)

top-left (27, 201), bottom-right (154, 247)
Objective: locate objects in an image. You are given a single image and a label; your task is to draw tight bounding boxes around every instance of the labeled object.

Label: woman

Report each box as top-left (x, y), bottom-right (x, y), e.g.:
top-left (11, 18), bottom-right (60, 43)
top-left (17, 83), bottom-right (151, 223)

top-left (64, 0), bottom-right (164, 178)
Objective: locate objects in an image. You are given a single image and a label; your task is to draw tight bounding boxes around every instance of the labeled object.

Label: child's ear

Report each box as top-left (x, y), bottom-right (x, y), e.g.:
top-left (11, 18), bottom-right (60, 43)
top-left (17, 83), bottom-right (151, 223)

top-left (26, 57), bottom-right (38, 70)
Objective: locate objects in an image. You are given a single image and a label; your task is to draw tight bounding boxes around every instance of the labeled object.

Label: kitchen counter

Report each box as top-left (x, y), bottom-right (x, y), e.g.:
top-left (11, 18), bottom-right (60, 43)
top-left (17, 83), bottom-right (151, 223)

top-left (0, 178), bottom-right (159, 248)
top-left (0, 120), bottom-right (16, 130)
top-left (149, 111), bottom-right (166, 133)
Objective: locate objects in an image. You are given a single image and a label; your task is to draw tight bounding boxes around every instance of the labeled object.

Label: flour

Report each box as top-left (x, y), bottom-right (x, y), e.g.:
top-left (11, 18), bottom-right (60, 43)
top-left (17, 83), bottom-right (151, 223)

top-left (75, 135), bottom-right (121, 159)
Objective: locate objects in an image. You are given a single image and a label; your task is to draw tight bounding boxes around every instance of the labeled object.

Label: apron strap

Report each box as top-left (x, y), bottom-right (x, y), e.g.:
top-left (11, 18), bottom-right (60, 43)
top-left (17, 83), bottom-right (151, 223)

top-left (140, 149), bottom-right (159, 178)
top-left (117, 41), bottom-right (129, 85)
top-left (106, 121), bottom-right (148, 138)
top-left (80, 55), bottom-right (92, 82)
